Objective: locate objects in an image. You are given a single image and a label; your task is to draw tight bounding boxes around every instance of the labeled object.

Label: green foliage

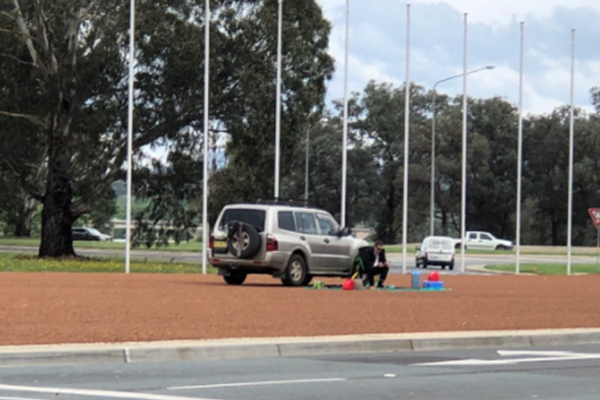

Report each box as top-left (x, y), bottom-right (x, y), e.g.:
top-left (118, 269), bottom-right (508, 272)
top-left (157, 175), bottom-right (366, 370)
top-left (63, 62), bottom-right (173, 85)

top-left (485, 263), bottom-right (600, 275)
top-left (0, 253), bottom-right (215, 274)
top-left (0, 237), bottom-right (202, 252)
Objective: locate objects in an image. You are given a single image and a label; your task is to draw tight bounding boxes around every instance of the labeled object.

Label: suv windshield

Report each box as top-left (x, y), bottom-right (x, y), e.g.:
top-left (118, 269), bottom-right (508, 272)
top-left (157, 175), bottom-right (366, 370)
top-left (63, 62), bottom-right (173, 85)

top-left (219, 209), bottom-right (266, 232)
top-left (429, 239), bottom-right (453, 250)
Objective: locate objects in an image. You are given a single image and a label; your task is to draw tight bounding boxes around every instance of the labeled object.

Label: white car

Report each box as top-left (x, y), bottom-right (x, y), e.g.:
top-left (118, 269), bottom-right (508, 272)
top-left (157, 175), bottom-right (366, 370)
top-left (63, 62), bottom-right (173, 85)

top-left (454, 231), bottom-right (513, 251)
top-left (415, 236), bottom-right (455, 270)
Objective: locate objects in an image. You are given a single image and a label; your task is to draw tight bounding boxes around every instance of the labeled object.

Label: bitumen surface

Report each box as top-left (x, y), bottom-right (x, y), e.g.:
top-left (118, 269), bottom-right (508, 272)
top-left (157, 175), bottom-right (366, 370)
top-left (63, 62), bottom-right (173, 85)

top-left (2, 245), bottom-right (593, 275)
top-left (1, 343), bottom-right (599, 400)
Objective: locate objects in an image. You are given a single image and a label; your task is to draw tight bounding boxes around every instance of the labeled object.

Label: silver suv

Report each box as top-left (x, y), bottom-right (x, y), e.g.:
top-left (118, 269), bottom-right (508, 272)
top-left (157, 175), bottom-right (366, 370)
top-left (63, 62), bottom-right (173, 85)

top-left (209, 203), bottom-right (369, 286)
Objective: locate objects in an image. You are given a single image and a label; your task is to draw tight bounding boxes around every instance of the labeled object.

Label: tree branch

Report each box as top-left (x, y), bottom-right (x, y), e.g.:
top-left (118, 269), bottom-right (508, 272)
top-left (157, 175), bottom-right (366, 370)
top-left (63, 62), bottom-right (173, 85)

top-left (0, 27), bottom-right (40, 44)
top-left (10, 0), bottom-right (38, 67)
top-left (0, 110), bottom-right (48, 128)
top-left (0, 52), bottom-right (34, 66)
top-left (1, 159), bottom-right (44, 202)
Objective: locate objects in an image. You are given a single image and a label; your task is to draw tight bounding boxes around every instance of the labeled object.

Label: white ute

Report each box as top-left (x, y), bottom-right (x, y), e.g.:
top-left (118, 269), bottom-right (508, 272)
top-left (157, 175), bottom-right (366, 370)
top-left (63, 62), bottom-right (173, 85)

top-left (453, 231), bottom-right (513, 251)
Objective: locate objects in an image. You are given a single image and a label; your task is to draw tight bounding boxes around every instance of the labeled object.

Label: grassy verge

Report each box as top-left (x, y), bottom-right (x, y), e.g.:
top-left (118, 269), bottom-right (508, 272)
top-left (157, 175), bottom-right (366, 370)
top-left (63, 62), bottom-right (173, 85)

top-left (0, 253), bottom-right (216, 274)
top-left (485, 263), bottom-right (600, 275)
top-left (0, 237), bottom-right (202, 252)
top-left (383, 245), bottom-right (599, 256)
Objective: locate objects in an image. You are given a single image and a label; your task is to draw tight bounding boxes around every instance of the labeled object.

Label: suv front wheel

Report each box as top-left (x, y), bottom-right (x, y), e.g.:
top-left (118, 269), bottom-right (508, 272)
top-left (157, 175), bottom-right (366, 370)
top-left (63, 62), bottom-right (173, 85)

top-left (281, 254), bottom-right (308, 287)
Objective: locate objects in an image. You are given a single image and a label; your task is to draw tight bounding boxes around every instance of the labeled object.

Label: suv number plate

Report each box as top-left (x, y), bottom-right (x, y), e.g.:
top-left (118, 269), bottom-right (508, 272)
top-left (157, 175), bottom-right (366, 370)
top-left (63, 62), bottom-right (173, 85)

top-left (213, 241), bottom-right (227, 249)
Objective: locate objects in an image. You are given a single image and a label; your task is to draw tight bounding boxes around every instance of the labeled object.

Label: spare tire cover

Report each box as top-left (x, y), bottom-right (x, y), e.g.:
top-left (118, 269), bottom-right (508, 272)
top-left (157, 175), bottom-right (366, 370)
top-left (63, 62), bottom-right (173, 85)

top-left (227, 221), bottom-right (262, 259)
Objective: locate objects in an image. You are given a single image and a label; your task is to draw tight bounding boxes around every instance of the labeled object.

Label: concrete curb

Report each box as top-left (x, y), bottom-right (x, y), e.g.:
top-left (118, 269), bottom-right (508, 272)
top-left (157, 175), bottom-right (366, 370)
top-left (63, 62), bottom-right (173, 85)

top-left (2, 329), bottom-right (600, 367)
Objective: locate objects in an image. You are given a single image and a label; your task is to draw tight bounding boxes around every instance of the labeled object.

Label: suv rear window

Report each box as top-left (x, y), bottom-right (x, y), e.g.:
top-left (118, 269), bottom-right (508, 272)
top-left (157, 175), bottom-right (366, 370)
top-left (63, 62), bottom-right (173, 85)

top-left (219, 209), bottom-right (266, 232)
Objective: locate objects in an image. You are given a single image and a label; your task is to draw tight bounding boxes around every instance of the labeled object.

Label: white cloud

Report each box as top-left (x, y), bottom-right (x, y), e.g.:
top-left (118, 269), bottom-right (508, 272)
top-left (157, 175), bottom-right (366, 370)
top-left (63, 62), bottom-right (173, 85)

top-left (317, 0), bottom-right (600, 114)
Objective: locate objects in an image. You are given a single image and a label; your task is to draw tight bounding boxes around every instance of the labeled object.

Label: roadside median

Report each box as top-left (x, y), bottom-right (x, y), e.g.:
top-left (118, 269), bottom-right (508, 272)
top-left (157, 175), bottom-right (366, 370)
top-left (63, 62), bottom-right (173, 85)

top-left (2, 329), bottom-right (600, 367)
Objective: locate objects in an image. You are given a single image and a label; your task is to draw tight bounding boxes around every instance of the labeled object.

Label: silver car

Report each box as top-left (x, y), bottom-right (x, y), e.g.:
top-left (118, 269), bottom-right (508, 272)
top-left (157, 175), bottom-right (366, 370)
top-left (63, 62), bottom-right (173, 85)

top-left (210, 203), bottom-right (369, 286)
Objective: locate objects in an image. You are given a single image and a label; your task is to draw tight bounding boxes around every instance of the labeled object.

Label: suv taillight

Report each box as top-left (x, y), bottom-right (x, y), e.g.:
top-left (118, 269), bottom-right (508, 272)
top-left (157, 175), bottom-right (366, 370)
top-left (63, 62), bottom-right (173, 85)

top-left (209, 234), bottom-right (214, 250)
top-left (266, 234), bottom-right (278, 252)
top-left (425, 252), bottom-right (429, 260)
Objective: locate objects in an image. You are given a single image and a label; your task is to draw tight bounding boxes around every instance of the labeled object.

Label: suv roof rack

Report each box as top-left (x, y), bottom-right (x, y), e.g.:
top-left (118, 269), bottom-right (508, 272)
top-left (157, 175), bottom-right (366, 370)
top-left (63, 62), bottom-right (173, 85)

top-left (256, 198), bottom-right (311, 208)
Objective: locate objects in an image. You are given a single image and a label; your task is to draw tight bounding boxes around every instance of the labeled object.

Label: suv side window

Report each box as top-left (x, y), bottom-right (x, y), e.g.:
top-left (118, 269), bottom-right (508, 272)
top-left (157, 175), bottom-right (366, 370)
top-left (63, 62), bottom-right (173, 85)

top-left (316, 213), bottom-right (339, 236)
top-left (294, 212), bottom-right (318, 235)
top-left (481, 233), bottom-right (493, 241)
top-left (468, 233), bottom-right (477, 239)
top-left (278, 211), bottom-right (296, 232)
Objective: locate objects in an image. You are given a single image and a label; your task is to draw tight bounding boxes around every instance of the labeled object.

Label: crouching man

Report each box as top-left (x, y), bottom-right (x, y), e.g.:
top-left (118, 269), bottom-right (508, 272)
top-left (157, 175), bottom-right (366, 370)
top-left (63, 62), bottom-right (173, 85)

top-left (363, 241), bottom-right (390, 288)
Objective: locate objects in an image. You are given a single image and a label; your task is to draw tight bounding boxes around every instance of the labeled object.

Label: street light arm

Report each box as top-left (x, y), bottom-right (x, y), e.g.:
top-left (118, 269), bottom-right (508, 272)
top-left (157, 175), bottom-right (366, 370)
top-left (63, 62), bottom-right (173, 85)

top-left (433, 65), bottom-right (494, 90)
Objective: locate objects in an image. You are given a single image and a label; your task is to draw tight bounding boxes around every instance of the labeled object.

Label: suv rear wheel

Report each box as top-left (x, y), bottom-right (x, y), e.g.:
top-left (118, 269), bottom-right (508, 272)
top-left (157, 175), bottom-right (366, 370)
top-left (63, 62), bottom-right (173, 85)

top-left (281, 254), bottom-right (307, 287)
top-left (224, 272), bottom-right (247, 285)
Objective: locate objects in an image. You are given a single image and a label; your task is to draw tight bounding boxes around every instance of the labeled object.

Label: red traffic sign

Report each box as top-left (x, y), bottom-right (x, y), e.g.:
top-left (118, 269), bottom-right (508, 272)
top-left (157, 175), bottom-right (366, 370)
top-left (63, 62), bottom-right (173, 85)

top-left (589, 208), bottom-right (600, 229)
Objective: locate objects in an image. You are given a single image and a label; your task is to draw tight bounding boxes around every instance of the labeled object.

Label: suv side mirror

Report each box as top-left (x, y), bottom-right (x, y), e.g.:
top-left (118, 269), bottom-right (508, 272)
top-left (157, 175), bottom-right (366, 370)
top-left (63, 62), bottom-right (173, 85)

top-left (338, 227), bottom-right (351, 237)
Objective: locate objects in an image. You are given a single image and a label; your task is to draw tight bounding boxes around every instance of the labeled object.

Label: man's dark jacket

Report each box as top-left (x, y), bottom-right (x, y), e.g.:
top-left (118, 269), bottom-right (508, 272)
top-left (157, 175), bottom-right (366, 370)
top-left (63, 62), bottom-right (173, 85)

top-left (359, 247), bottom-right (387, 270)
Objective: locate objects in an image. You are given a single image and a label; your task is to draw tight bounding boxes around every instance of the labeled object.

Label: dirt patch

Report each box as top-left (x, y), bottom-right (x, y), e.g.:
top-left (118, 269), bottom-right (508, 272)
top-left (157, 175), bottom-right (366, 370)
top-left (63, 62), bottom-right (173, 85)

top-left (1, 272), bottom-right (599, 346)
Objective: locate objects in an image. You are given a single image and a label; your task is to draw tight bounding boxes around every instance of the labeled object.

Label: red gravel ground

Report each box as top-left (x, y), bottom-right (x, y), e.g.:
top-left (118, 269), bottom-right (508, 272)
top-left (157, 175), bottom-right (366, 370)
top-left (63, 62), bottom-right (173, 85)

top-left (1, 272), bottom-right (599, 346)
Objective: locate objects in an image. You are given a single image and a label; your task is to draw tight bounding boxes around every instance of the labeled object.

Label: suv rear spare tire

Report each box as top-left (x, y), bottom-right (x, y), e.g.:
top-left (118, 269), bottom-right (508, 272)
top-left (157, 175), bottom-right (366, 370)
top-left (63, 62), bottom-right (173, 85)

top-left (282, 254), bottom-right (308, 287)
top-left (227, 222), bottom-right (261, 259)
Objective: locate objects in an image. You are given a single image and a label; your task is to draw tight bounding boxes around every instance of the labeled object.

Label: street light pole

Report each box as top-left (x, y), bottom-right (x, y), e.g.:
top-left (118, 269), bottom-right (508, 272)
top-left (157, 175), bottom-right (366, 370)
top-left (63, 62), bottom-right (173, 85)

top-left (305, 126), bottom-right (309, 201)
top-left (460, 13), bottom-right (468, 275)
top-left (430, 65), bottom-right (494, 237)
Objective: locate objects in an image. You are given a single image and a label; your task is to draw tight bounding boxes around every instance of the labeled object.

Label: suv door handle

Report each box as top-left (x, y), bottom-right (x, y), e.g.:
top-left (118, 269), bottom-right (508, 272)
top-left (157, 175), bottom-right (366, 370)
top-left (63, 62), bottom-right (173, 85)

top-left (300, 236), bottom-right (306, 241)
top-left (324, 238), bottom-right (330, 244)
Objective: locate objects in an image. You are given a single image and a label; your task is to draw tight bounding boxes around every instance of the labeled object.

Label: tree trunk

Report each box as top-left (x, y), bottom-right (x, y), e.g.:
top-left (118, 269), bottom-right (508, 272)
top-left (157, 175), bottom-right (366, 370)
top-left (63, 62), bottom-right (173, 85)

top-left (38, 100), bottom-right (76, 258)
top-left (14, 219), bottom-right (32, 237)
top-left (551, 212), bottom-right (559, 246)
top-left (13, 198), bottom-right (38, 237)
top-left (441, 209), bottom-right (448, 236)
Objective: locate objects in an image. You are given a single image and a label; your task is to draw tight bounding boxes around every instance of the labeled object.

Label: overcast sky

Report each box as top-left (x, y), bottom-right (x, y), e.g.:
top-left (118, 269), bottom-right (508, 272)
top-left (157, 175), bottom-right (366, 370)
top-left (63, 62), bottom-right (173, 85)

top-left (317, 0), bottom-right (600, 114)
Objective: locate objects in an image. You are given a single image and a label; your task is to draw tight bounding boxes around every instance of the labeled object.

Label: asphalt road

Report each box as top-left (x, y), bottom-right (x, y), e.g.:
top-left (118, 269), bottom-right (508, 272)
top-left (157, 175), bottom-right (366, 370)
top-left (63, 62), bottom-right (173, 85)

top-left (0, 245), bottom-right (594, 276)
top-left (1, 344), bottom-right (599, 400)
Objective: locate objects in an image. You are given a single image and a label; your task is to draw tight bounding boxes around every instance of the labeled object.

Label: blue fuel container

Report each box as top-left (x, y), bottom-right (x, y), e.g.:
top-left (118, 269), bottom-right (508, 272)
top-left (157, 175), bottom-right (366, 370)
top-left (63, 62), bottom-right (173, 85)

top-left (423, 281), bottom-right (444, 290)
top-left (411, 270), bottom-right (421, 289)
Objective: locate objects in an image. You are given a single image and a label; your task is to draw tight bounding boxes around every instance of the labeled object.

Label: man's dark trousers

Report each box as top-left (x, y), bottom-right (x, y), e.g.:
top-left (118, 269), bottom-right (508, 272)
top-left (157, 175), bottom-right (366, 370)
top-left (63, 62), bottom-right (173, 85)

top-left (366, 265), bottom-right (389, 287)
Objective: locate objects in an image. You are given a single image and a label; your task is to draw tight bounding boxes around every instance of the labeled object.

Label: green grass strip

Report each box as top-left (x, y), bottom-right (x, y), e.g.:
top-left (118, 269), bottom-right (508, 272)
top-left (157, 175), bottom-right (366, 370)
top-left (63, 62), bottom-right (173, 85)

top-left (0, 253), bottom-right (215, 274)
top-left (485, 263), bottom-right (600, 275)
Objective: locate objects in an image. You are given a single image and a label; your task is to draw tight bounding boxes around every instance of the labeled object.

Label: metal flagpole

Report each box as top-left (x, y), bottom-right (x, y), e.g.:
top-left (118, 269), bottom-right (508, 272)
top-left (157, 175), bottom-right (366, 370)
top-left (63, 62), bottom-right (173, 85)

top-left (567, 29), bottom-right (575, 276)
top-left (274, 0), bottom-right (283, 199)
top-left (430, 89), bottom-right (436, 236)
top-left (125, 0), bottom-right (136, 274)
top-left (202, 0), bottom-right (210, 275)
top-left (341, 0), bottom-right (350, 228)
top-left (516, 21), bottom-right (524, 275)
top-left (402, 4), bottom-right (411, 275)
top-left (460, 13), bottom-right (468, 274)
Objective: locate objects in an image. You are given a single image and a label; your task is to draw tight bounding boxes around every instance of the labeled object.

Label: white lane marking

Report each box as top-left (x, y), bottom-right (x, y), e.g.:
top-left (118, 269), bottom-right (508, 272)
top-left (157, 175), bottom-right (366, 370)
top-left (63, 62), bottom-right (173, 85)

top-left (383, 374), bottom-right (396, 378)
top-left (0, 397), bottom-right (46, 400)
top-left (415, 350), bottom-right (600, 366)
top-left (0, 384), bottom-right (216, 400)
top-left (168, 378), bottom-right (347, 391)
